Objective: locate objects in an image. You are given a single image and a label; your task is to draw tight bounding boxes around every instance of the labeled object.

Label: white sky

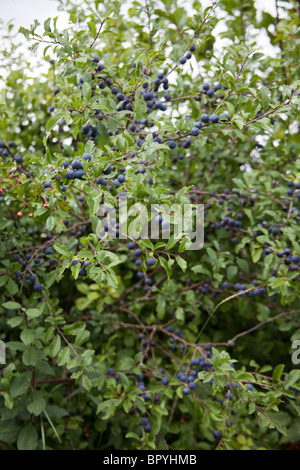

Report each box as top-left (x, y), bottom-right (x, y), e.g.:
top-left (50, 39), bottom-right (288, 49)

top-left (2, 0), bottom-right (277, 28)
top-left (1, 0), bottom-right (280, 58)
top-left (2, 0), bottom-right (69, 29)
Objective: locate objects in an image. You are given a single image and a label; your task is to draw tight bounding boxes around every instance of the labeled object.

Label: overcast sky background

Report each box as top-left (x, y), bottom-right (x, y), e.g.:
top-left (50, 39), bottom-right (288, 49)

top-left (2, 0), bottom-right (277, 28)
top-left (1, 0), bottom-right (280, 60)
top-left (2, 0), bottom-right (69, 30)
top-left (2, 0), bottom-right (277, 30)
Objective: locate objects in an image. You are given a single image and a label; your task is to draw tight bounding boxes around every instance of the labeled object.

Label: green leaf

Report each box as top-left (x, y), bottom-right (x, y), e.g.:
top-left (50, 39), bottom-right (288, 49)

top-left (71, 262), bottom-right (81, 280)
top-left (232, 115), bottom-right (245, 129)
top-left (2, 301), bottom-right (21, 310)
top-left (82, 82), bottom-right (92, 102)
top-left (88, 192), bottom-right (101, 215)
top-left (26, 308), bottom-right (42, 318)
top-left (106, 270), bottom-right (119, 289)
top-left (49, 335), bottom-right (61, 358)
top-left (20, 329), bottom-right (35, 345)
top-left (27, 392), bottom-right (46, 416)
top-left (139, 239), bottom-right (154, 250)
top-left (136, 183), bottom-right (148, 199)
top-left (1, 392), bottom-right (14, 410)
top-left (116, 135), bottom-right (127, 151)
top-left (10, 372), bottom-right (32, 398)
top-left (46, 112), bottom-right (64, 132)
top-left (165, 235), bottom-right (177, 251)
top-left (159, 256), bottom-right (173, 279)
top-left (85, 139), bottom-right (95, 155)
top-left (107, 116), bottom-right (118, 134)
top-left (227, 265), bottom-right (238, 281)
top-left (237, 258), bottom-right (249, 274)
top-left (259, 86), bottom-right (270, 111)
top-left (58, 35), bottom-right (73, 55)
top-left (43, 409), bottom-right (62, 443)
top-left (116, 357), bottom-right (134, 371)
top-left (134, 91), bottom-right (147, 121)
top-left (54, 243), bottom-right (72, 257)
top-left (17, 424), bottom-right (38, 450)
top-left (7, 316), bottom-right (24, 328)
top-left (176, 256), bottom-right (187, 272)
top-left (22, 346), bottom-right (38, 366)
top-left (57, 347), bottom-right (71, 366)
top-left (46, 215), bottom-right (55, 231)
top-left (257, 411), bottom-right (268, 431)
top-left (123, 399), bottom-right (133, 414)
top-left (191, 265), bottom-right (210, 276)
top-left (251, 247), bottom-right (262, 263)
top-left (125, 432), bottom-right (141, 442)
top-left (268, 412), bottom-right (288, 436)
top-left (44, 18), bottom-right (51, 33)
top-left (6, 279), bottom-right (18, 295)
top-left (103, 190), bottom-right (117, 207)
top-left (273, 364), bottom-right (285, 383)
top-left (175, 306), bottom-right (184, 322)
top-left (156, 295), bottom-right (166, 320)
top-left (206, 247), bottom-right (217, 263)
top-left (284, 370), bottom-right (300, 389)
top-left (89, 266), bottom-right (104, 286)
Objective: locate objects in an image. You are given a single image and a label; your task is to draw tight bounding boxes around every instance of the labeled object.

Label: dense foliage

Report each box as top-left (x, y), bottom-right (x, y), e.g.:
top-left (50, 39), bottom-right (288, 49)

top-left (0, 0), bottom-right (300, 450)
